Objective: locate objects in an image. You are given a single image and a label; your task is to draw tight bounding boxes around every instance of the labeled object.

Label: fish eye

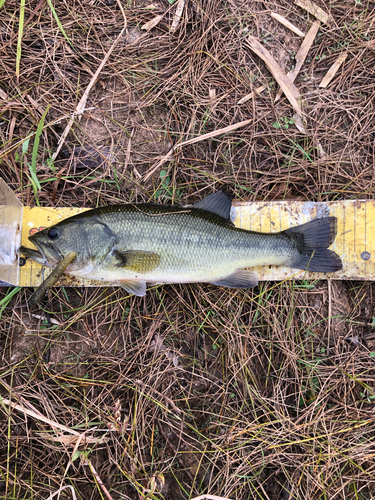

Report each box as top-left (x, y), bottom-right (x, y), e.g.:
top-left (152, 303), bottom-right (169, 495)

top-left (47, 227), bottom-right (60, 240)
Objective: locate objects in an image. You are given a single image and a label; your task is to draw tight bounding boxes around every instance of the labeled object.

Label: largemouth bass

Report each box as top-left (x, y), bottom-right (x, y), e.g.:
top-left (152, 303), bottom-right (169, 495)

top-left (20, 191), bottom-right (342, 296)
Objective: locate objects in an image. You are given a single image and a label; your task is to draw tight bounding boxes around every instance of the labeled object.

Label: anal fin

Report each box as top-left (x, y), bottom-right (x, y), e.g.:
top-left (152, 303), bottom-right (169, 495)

top-left (117, 280), bottom-right (147, 297)
top-left (211, 269), bottom-right (259, 289)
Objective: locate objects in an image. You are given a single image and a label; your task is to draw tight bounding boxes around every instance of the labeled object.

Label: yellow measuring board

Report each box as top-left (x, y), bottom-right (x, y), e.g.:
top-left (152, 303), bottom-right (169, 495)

top-left (231, 199), bottom-right (373, 281)
top-left (16, 199), bottom-right (374, 287)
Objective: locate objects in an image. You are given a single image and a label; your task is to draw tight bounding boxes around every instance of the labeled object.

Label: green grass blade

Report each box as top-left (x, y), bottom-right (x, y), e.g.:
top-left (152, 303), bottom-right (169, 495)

top-left (31, 104), bottom-right (50, 190)
top-left (0, 288), bottom-right (21, 321)
top-left (16, 0), bottom-right (26, 83)
top-left (28, 104), bottom-right (50, 205)
top-left (46, 0), bottom-right (73, 48)
top-left (0, 0), bottom-right (7, 8)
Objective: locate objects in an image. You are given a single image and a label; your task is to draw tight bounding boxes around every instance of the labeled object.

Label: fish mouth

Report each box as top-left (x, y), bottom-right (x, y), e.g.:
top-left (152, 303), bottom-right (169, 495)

top-left (19, 245), bottom-right (47, 265)
top-left (27, 236), bottom-right (63, 267)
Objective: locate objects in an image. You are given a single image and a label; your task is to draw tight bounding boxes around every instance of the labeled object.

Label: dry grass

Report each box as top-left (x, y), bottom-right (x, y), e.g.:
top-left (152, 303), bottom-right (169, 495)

top-left (1, 0), bottom-right (375, 498)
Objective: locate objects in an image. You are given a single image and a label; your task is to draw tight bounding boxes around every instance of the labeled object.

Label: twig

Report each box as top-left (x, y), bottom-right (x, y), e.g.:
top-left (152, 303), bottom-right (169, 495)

top-left (24, 0), bottom-right (46, 28)
top-left (84, 455), bottom-right (115, 500)
top-left (190, 496), bottom-right (234, 500)
top-left (143, 118), bottom-right (252, 181)
top-left (29, 251), bottom-right (76, 305)
top-left (56, 430), bottom-right (94, 500)
top-left (271, 12), bottom-right (305, 37)
top-left (1, 397), bottom-right (82, 436)
top-left (46, 486), bottom-right (77, 500)
top-left (237, 84), bottom-right (267, 105)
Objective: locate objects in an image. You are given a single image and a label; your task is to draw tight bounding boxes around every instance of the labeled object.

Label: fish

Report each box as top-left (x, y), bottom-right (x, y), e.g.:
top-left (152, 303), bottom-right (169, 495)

top-left (20, 191), bottom-right (342, 297)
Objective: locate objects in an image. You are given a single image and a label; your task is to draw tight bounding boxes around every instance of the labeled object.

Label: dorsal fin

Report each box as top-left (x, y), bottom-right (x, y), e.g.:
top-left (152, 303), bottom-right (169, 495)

top-left (192, 190), bottom-right (233, 220)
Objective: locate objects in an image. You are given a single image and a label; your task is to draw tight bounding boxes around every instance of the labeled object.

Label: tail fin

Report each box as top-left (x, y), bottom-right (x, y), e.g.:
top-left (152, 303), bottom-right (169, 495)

top-left (285, 217), bottom-right (342, 273)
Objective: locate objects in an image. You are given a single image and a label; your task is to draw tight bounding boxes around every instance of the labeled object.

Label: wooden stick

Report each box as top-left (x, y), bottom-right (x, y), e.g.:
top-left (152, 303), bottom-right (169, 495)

top-left (271, 12), bottom-right (305, 37)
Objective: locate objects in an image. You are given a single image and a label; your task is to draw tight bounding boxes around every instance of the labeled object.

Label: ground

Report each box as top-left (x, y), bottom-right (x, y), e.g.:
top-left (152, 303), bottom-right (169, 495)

top-left (1, 0), bottom-right (375, 499)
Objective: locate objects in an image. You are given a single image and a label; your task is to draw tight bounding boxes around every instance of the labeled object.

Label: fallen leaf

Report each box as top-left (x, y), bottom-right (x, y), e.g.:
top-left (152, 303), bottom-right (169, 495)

top-left (319, 52), bottom-right (348, 88)
top-left (275, 20), bottom-right (320, 102)
top-left (171, 0), bottom-right (185, 31)
top-left (294, 0), bottom-right (331, 25)
top-left (148, 334), bottom-right (165, 353)
top-left (238, 84), bottom-right (267, 104)
top-left (141, 14), bottom-right (163, 31)
top-left (148, 334), bottom-right (179, 366)
top-left (246, 36), bottom-right (303, 115)
top-left (35, 432), bottom-right (109, 445)
top-left (166, 350), bottom-right (179, 366)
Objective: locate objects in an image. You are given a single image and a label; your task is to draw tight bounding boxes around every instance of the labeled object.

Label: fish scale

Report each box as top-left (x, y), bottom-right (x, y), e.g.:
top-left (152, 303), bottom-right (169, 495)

top-left (88, 208), bottom-right (289, 282)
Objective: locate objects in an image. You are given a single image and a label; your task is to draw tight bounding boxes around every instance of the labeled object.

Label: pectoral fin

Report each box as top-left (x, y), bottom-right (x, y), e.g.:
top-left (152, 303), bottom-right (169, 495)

top-left (113, 250), bottom-right (161, 274)
top-left (212, 269), bottom-right (259, 289)
top-left (117, 280), bottom-right (147, 297)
